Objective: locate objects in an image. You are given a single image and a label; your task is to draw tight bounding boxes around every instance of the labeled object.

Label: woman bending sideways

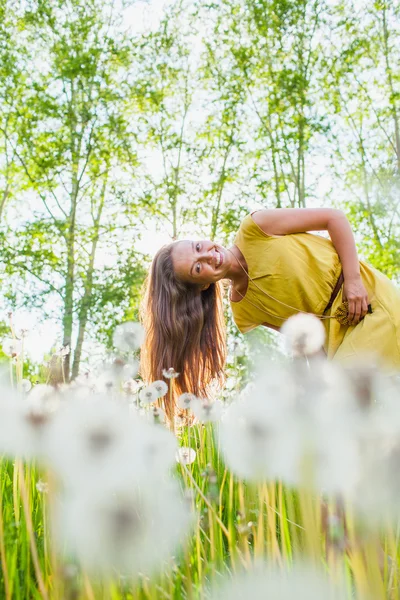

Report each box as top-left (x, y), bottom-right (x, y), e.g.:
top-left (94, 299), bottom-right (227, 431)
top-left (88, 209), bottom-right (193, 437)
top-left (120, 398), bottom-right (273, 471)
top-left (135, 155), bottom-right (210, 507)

top-left (141, 208), bottom-right (400, 418)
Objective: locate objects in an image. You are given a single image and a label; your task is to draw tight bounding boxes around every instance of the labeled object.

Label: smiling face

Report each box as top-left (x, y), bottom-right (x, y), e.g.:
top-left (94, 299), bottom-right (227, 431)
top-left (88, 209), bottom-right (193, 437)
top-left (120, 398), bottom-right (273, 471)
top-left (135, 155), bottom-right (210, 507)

top-left (171, 240), bottom-right (232, 286)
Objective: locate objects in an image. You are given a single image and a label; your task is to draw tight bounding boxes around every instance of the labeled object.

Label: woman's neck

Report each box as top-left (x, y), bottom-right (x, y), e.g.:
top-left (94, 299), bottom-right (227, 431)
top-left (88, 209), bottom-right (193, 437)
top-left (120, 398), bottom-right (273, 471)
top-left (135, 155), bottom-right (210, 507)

top-left (226, 245), bottom-right (248, 285)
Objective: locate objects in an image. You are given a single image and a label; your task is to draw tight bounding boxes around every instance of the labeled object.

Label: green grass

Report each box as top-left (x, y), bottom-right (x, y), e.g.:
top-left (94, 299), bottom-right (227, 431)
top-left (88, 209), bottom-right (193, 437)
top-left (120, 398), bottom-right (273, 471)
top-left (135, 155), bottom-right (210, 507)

top-left (0, 419), bottom-right (399, 600)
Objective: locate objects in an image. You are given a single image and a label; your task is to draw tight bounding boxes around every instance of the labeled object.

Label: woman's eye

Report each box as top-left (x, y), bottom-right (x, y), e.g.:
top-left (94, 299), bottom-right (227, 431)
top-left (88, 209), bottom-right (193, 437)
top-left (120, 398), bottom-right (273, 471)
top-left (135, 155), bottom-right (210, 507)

top-left (196, 243), bottom-right (201, 252)
top-left (196, 263), bottom-right (201, 274)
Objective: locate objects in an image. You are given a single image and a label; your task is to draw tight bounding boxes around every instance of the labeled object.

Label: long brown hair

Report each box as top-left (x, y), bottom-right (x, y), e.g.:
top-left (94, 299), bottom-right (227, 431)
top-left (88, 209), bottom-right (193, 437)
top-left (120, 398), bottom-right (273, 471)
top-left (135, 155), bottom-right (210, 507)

top-left (140, 243), bottom-right (227, 420)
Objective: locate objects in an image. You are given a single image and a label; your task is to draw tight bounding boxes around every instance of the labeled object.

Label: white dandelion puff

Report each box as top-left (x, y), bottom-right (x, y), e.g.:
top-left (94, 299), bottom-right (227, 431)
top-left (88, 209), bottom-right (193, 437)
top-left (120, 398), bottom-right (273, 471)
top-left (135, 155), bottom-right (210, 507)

top-left (176, 447), bottom-right (196, 465)
top-left (94, 358), bottom-right (138, 395)
top-left (112, 322), bottom-right (144, 353)
top-left (209, 562), bottom-right (348, 600)
top-left (281, 313), bottom-right (325, 357)
top-left (45, 395), bottom-right (177, 490)
top-left (19, 379), bottom-right (32, 393)
top-left (2, 337), bottom-right (22, 358)
top-left (146, 405), bottom-right (166, 425)
top-left (162, 367), bottom-right (180, 379)
top-left (177, 393), bottom-right (197, 410)
top-left (0, 387), bottom-right (56, 459)
top-left (151, 380), bottom-right (168, 398)
top-left (28, 384), bottom-right (61, 412)
top-left (122, 379), bottom-right (141, 395)
top-left (191, 398), bottom-right (223, 423)
top-left (350, 402), bottom-right (400, 524)
top-left (36, 480), bottom-right (49, 494)
top-left (139, 385), bottom-right (158, 405)
top-left (53, 477), bottom-right (192, 580)
top-left (220, 387), bottom-right (300, 484)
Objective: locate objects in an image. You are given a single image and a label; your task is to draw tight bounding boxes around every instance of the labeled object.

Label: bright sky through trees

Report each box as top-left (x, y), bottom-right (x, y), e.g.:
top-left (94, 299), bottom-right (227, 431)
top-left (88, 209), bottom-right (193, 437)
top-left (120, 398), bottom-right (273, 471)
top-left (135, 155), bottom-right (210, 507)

top-left (1, 0), bottom-right (399, 371)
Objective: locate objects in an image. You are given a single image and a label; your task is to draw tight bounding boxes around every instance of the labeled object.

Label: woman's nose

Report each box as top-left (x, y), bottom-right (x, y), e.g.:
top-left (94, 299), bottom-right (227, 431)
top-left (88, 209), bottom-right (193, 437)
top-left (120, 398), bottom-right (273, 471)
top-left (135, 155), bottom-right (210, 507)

top-left (201, 248), bottom-right (214, 262)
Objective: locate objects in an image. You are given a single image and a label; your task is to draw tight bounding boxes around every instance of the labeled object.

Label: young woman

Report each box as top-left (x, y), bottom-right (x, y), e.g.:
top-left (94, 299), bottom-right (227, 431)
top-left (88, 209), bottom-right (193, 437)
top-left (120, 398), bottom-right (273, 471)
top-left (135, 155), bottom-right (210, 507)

top-left (141, 208), bottom-right (400, 417)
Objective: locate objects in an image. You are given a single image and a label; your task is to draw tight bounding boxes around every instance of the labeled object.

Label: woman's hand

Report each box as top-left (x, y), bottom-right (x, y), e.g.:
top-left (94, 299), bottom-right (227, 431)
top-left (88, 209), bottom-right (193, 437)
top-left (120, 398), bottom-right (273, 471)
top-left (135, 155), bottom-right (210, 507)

top-left (343, 276), bottom-right (369, 325)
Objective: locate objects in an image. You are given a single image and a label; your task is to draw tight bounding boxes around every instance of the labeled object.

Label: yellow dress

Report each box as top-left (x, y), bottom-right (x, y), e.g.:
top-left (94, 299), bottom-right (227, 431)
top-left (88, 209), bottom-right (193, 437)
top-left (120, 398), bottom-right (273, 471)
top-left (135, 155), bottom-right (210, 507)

top-left (231, 213), bottom-right (400, 372)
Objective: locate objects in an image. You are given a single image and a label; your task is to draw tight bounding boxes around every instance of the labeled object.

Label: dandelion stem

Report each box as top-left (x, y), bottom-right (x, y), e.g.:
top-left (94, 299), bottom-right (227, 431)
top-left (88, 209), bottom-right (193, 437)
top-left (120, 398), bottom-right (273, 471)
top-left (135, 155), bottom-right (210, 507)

top-left (17, 461), bottom-right (49, 600)
top-left (181, 463), bottom-right (230, 541)
top-left (0, 461), bottom-right (11, 600)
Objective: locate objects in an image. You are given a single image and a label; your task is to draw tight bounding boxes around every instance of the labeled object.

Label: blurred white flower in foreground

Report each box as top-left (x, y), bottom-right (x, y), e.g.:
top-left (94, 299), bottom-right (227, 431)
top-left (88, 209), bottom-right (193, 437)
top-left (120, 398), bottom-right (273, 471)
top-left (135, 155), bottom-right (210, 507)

top-left (45, 395), bottom-right (177, 490)
top-left (220, 379), bottom-right (300, 484)
top-left (0, 385), bottom-right (58, 459)
top-left (19, 379), bottom-right (32, 393)
top-left (288, 359), bottom-right (362, 495)
top-left (191, 398), bottom-right (223, 423)
top-left (162, 367), bottom-right (180, 379)
top-left (350, 389), bottom-right (400, 524)
top-left (36, 480), bottom-right (49, 494)
top-left (151, 380), bottom-right (168, 398)
top-left (176, 447), bottom-right (196, 465)
top-left (112, 322), bottom-right (144, 352)
top-left (209, 562), bottom-right (349, 600)
top-left (122, 379), bottom-right (141, 395)
top-left (54, 477), bottom-right (192, 580)
top-left (144, 405), bottom-right (166, 425)
top-left (139, 385), bottom-right (158, 405)
top-left (220, 360), bottom-right (362, 493)
top-left (2, 337), bottom-right (23, 357)
top-left (94, 357), bottom-right (138, 395)
top-left (281, 313), bottom-right (325, 356)
top-left (177, 393), bottom-right (197, 410)
top-left (29, 384), bottom-right (62, 411)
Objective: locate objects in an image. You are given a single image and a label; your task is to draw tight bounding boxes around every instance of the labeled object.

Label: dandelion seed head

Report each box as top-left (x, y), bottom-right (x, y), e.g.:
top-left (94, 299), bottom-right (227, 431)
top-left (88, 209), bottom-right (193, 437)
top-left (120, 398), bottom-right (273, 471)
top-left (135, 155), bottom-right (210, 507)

top-left (87, 426), bottom-right (116, 453)
top-left (151, 380), bottom-right (168, 398)
top-left (352, 422), bottom-right (400, 524)
top-left (210, 562), bottom-right (348, 600)
top-left (108, 499), bottom-right (142, 543)
top-left (28, 384), bottom-right (61, 409)
top-left (36, 479), bottom-right (49, 494)
top-left (54, 477), bottom-right (192, 579)
top-left (146, 405), bottom-right (166, 425)
top-left (139, 385), bottom-right (158, 405)
top-left (191, 398), bottom-right (222, 423)
top-left (23, 384), bottom-right (60, 430)
top-left (112, 322), bottom-right (144, 353)
top-left (2, 337), bottom-right (22, 358)
top-left (177, 393), bottom-right (197, 410)
top-left (176, 447), bottom-right (196, 465)
top-left (93, 358), bottom-right (138, 395)
top-left (162, 367), bottom-right (180, 379)
top-left (24, 408), bottom-right (51, 428)
top-left (46, 395), bottom-right (178, 490)
top-left (0, 387), bottom-right (54, 459)
top-left (220, 391), bottom-right (300, 484)
top-left (20, 379), bottom-right (32, 393)
top-left (122, 379), bottom-right (141, 395)
top-left (281, 313), bottom-right (325, 356)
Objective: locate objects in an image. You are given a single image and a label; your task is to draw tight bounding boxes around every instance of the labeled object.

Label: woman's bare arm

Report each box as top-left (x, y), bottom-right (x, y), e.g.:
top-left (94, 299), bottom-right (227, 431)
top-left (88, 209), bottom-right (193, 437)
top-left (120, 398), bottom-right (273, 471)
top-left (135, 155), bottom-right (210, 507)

top-left (252, 208), bottom-right (369, 324)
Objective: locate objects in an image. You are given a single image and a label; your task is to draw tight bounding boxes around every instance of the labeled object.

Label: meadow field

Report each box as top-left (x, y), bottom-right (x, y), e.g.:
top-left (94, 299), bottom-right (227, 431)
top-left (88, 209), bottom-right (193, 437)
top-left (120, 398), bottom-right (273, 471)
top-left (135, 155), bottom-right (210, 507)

top-left (1, 0), bottom-right (400, 597)
top-left (1, 316), bottom-right (400, 600)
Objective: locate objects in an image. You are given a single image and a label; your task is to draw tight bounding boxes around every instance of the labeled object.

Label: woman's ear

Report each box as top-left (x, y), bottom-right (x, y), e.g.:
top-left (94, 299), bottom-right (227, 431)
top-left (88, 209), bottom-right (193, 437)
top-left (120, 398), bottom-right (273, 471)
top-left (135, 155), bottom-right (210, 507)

top-left (202, 283), bottom-right (210, 291)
